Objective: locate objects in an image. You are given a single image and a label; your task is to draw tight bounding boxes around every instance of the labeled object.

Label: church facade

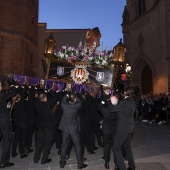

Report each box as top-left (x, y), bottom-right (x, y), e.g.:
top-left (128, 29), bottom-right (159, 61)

top-left (122, 0), bottom-right (170, 93)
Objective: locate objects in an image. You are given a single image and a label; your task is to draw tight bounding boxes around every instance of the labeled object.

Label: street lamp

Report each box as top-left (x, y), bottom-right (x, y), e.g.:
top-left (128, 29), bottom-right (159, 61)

top-left (44, 32), bottom-right (55, 55)
top-left (42, 33), bottom-right (55, 77)
top-left (125, 61), bottom-right (132, 86)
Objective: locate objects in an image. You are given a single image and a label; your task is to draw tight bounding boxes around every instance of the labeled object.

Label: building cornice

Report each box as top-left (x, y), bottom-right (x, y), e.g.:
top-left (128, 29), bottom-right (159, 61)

top-left (38, 23), bottom-right (90, 33)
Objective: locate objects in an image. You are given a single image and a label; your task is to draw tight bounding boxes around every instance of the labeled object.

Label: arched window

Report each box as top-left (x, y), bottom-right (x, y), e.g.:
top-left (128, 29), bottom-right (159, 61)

top-left (139, 0), bottom-right (146, 16)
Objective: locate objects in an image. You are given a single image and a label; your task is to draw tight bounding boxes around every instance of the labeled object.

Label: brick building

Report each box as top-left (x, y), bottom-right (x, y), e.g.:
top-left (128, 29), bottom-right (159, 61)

top-left (122, 0), bottom-right (170, 93)
top-left (0, 0), bottom-right (39, 77)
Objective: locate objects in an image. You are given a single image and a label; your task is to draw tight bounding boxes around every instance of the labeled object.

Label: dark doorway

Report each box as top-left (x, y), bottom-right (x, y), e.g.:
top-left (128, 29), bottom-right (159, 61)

top-left (142, 66), bottom-right (153, 93)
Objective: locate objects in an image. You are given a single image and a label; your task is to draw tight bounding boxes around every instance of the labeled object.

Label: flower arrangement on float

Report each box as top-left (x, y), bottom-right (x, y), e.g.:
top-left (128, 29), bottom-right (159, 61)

top-left (53, 44), bottom-right (114, 67)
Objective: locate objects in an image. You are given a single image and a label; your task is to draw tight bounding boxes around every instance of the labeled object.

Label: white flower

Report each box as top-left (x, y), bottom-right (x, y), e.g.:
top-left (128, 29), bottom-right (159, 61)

top-left (89, 57), bottom-right (93, 61)
top-left (62, 46), bottom-right (66, 49)
top-left (102, 60), bottom-right (107, 65)
top-left (65, 54), bottom-right (68, 59)
top-left (95, 60), bottom-right (100, 65)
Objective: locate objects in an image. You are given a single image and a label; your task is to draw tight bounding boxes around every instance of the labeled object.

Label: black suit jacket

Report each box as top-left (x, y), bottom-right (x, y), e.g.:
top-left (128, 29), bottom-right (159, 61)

top-left (12, 98), bottom-right (28, 127)
top-left (35, 90), bottom-right (57, 129)
top-left (0, 87), bottom-right (17, 123)
top-left (98, 102), bottom-right (117, 134)
top-left (105, 96), bottom-right (135, 134)
top-left (59, 96), bottom-right (81, 135)
top-left (78, 93), bottom-right (92, 132)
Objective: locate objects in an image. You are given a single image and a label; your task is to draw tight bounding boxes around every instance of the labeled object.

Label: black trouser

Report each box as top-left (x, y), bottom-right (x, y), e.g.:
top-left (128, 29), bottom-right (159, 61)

top-left (92, 129), bottom-right (103, 147)
top-left (12, 123), bottom-right (27, 155)
top-left (123, 133), bottom-right (135, 170)
top-left (26, 120), bottom-right (35, 150)
top-left (113, 132), bottom-right (135, 170)
top-left (0, 120), bottom-right (13, 165)
top-left (103, 133), bottom-right (114, 163)
top-left (60, 133), bottom-right (82, 165)
top-left (56, 130), bottom-right (62, 150)
top-left (50, 129), bottom-right (72, 156)
top-left (50, 126), bottom-right (59, 150)
top-left (34, 128), bottom-right (54, 163)
top-left (80, 132), bottom-right (93, 154)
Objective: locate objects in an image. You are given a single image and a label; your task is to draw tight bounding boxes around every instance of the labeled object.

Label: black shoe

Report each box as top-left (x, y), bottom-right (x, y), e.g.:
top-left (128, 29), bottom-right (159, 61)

top-left (88, 150), bottom-right (95, 154)
top-left (66, 155), bottom-right (70, 160)
top-left (41, 158), bottom-right (52, 164)
top-left (59, 161), bottom-right (66, 168)
top-left (58, 150), bottom-right (61, 155)
top-left (26, 149), bottom-right (33, 153)
top-left (0, 163), bottom-right (14, 168)
top-left (104, 163), bottom-right (109, 169)
top-left (92, 147), bottom-right (98, 150)
top-left (78, 164), bottom-right (87, 169)
top-left (12, 153), bottom-right (18, 157)
top-left (20, 154), bottom-right (28, 159)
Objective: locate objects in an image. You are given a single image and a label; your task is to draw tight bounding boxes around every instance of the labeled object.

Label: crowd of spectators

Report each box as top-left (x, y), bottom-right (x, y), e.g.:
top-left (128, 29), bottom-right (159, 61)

top-left (134, 91), bottom-right (170, 125)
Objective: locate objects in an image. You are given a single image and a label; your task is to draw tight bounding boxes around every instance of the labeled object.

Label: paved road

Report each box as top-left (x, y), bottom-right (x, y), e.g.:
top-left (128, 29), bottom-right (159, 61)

top-left (1, 121), bottom-right (170, 170)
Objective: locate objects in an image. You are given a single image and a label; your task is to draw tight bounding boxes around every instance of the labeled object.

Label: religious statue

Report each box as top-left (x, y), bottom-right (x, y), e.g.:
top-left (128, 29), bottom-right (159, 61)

top-left (86, 27), bottom-right (101, 50)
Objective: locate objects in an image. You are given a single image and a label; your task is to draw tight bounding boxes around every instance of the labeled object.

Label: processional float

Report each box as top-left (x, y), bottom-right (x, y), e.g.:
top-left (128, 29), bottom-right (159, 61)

top-left (42, 27), bottom-right (126, 91)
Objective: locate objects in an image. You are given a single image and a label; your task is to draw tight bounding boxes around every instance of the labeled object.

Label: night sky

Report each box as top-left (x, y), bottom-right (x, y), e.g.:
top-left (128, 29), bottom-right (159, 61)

top-left (39, 0), bottom-right (126, 51)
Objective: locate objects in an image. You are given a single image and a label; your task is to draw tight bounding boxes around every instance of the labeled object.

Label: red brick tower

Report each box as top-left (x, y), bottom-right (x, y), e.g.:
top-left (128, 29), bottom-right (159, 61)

top-left (0, 0), bottom-right (38, 77)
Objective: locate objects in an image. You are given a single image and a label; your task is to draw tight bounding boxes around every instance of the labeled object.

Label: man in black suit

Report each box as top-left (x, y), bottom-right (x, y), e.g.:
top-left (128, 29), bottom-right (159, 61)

top-left (34, 89), bottom-right (57, 164)
top-left (0, 80), bottom-right (17, 168)
top-left (99, 95), bottom-right (119, 169)
top-left (103, 87), bottom-right (136, 170)
top-left (59, 93), bottom-right (87, 169)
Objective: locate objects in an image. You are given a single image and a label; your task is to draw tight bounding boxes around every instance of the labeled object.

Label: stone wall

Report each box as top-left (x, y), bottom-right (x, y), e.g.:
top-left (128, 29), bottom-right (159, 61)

top-left (0, 0), bottom-right (38, 77)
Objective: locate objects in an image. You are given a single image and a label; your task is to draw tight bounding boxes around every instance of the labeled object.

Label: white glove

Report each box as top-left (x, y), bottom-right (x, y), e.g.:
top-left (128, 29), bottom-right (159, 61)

top-left (101, 100), bottom-right (105, 104)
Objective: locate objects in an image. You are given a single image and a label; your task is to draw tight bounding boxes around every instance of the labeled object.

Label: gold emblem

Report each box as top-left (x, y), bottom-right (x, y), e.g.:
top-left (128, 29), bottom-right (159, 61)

top-left (71, 65), bottom-right (89, 84)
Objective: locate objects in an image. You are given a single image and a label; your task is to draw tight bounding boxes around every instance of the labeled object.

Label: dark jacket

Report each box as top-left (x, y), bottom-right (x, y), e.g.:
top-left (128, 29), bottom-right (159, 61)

top-left (78, 93), bottom-right (93, 132)
top-left (106, 96), bottom-right (135, 134)
top-left (12, 98), bottom-right (28, 126)
top-left (0, 87), bottom-right (17, 123)
top-left (25, 88), bottom-right (36, 122)
top-left (90, 98), bottom-right (102, 131)
top-left (99, 102), bottom-right (117, 134)
top-left (53, 91), bottom-right (63, 127)
top-left (35, 90), bottom-right (57, 129)
top-left (59, 96), bottom-right (81, 135)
